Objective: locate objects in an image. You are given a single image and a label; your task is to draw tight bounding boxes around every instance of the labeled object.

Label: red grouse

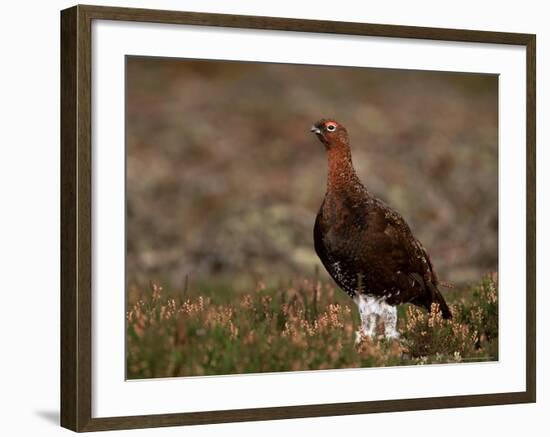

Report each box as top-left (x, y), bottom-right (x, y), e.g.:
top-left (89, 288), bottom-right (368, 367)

top-left (311, 119), bottom-right (451, 340)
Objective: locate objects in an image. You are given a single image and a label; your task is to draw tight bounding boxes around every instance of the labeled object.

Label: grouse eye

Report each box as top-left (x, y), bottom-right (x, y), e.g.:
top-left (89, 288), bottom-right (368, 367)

top-left (326, 124), bottom-right (336, 132)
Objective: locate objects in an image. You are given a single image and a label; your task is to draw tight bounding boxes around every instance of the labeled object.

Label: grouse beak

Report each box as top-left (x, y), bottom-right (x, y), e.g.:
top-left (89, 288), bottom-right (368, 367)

top-left (310, 125), bottom-right (322, 135)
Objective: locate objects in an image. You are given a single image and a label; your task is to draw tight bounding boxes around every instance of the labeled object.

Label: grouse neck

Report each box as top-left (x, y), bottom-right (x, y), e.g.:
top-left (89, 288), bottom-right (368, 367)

top-left (326, 143), bottom-right (361, 192)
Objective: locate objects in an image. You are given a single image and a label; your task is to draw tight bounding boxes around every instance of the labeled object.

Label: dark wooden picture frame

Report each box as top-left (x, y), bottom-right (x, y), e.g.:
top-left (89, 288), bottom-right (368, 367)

top-left (61, 4), bottom-right (536, 432)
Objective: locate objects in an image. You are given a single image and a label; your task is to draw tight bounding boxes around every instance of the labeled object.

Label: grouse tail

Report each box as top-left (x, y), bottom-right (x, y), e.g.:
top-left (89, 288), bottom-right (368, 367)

top-left (428, 283), bottom-right (453, 320)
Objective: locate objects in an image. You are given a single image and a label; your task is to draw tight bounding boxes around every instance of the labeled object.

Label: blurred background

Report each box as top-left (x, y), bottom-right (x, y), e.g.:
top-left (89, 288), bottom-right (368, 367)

top-left (126, 56), bottom-right (498, 292)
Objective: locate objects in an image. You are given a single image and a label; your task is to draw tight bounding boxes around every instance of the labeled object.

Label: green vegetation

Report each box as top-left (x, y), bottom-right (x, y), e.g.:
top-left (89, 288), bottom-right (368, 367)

top-left (126, 274), bottom-right (498, 379)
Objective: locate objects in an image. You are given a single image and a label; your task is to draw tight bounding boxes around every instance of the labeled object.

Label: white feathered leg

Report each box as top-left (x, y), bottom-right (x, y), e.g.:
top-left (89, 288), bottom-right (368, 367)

top-left (354, 294), bottom-right (379, 343)
top-left (381, 301), bottom-right (400, 339)
top-left (354, 295), bottom-right (400, 342)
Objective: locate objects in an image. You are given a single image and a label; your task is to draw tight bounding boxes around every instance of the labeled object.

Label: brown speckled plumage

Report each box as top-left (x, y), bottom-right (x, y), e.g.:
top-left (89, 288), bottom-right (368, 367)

top-left (312, 119), bottom-right (452, 319)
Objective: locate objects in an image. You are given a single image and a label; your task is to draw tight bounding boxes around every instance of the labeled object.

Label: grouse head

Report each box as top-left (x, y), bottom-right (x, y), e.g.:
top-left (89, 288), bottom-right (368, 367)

top-left (310, 119), bottom-right (349, 150)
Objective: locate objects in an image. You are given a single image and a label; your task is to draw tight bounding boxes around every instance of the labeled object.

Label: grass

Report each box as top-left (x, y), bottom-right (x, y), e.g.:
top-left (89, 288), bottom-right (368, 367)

top-left (126, 273), bottom-right (498, 379)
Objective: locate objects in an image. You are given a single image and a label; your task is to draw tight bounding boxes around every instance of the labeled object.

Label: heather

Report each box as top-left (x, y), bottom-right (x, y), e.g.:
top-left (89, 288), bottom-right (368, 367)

top-left (127, 274), bottom-right (498, 378)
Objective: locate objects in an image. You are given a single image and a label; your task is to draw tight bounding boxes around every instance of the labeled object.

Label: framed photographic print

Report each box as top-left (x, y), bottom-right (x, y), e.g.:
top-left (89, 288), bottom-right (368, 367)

top-left (60, 4), bottom-right (536, 432)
